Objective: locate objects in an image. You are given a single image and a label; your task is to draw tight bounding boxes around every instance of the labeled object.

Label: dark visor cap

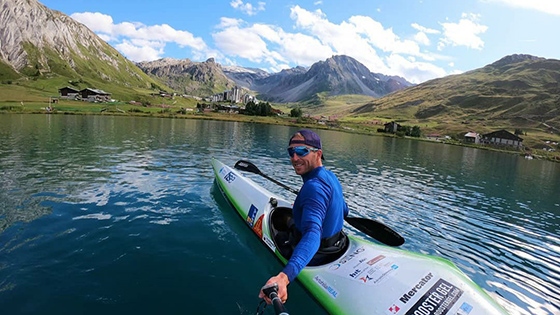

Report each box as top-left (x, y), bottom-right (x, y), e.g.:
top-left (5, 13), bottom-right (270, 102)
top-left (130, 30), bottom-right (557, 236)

top-left (289, 129), bottom-right (325, 160)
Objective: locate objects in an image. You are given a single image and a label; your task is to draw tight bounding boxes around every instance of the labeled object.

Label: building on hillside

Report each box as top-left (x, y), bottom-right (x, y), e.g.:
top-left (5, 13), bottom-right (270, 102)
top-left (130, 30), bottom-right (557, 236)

top-left (271, 108), bottom-right (283, 115)
top-left (215, 104), bottom-right (241, 113)
top-left (211, 93), bottom-right (225, 102)
top-left (211, 86), bottom-right (256, 104)
top-left (242, 93), bottom-right (258, 104)
top-left (223, 90), bottom-right (233, 102)
top-left (80, 88), bottom-right (111, 102)
top-left (464, 132), bottom-right (480, 144)
top-left (480, 129), bottom-right (523, 148)
top-left (384, 121), bottom-right (401, 133)
top-left (58, 86), bottom-right (80, 99)
top-left (231, 86), bottom-right (241, 103)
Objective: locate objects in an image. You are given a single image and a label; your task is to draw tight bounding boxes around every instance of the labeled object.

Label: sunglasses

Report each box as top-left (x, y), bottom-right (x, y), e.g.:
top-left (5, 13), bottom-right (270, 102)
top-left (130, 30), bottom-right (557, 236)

top-left (287, 146), bottom-right (319, 158)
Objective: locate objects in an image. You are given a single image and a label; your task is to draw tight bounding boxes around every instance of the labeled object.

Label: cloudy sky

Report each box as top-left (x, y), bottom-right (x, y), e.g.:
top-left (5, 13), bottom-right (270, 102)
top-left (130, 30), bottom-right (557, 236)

top-left (40, 0), bottom-right (559, 84)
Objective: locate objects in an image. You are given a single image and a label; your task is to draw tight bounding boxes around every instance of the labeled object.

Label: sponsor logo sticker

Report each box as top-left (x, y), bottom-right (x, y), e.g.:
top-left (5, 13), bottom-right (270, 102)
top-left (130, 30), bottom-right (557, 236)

top-left (386, 273), bottom-right (435, 315)
top-left (336, 246), bottom-right (366, 266)
top-left (327, 247), bottom-right (397, 286)
top-left (359, 274), bottom-right (373, 283)
top-left (401, 278), bottom-right (464, 315)
top-left (456, 302), bottom-right (473, 315)
top-left (367, 255), bottom-right (386, 266)
top-left (329, 263), bottom-right (341, 270)
top-left (263, 234), bottom-right (276, 252)
top-left (388, 304), bottom-right (401, 314)
top-left (399, 273), bottom-right (434, 304)
top-left (223, 171), bottom-right (237, 183)
top-left (313, 275), bottom-right (339, 299)
top-left (246, 204), bottom-right (258, 227)
top-left (252, 214), bottom-right (264, 238)
top-left (218, 166), bottom-right (226, 175)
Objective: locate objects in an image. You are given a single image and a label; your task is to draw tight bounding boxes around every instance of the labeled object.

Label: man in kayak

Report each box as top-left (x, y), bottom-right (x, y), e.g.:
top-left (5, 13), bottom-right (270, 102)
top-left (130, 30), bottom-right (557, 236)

top-left (259, 129), bottom-right (349, 304)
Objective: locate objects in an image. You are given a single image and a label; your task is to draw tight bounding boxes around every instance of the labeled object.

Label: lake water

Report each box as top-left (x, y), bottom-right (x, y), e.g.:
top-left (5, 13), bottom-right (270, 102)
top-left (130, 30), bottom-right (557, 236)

top-left (0, 114), bottom-right (558, 315)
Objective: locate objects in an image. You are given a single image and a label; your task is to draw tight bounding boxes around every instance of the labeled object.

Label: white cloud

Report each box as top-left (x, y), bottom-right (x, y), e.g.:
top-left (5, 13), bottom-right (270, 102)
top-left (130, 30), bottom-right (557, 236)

top-left (411, 23), bottom-right (439, 34)
top-left (483, 0), bottom-right (560, 16)
top-left (71, 12), bottom-right (211, 62)
top-left (386, 54), bottom-right (448, 84)
top-left (414, 32), bottom-right (431, 46)
top-left (217, 17), bottom-right (244, 29)
top-left (287, 6), bottom-right (442, 79)
top-left (72, 5), bottom-right (485, 83)
top-left (213, 24), bottom-right (274, 63)
top-left (212, 16), bottom-right (331, 70)
top-left (274, 31), bottom-right (334, 66)
top-left (115, 41), bottom-right (164, 63)
top-left (71, 12), bottom-right (114, 33)
top-left (230, 0), bottom-right (266, 16)
top-left (438, 13), bottom-right (488, 50)
top-left (210, 5), bottom-right (455, 83)
top-left (349, 15), bottom-right (418, 54)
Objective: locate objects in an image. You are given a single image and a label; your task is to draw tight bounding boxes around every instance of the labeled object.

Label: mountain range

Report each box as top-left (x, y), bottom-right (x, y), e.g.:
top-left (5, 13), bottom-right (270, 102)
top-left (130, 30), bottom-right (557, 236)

top-left (353, 54), bottom-right (560, 133)
top-left (0, 0), bottom-right (412, 103)
top-left (134, 55), bottom-right (413, 103)
top-left (0, 0), bottom-right (559, 135)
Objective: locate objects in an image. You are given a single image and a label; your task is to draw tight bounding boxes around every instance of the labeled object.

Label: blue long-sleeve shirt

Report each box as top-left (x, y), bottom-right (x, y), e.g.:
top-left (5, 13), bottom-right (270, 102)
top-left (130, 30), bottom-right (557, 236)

top-left (282, 166), bottom-right (348, 282)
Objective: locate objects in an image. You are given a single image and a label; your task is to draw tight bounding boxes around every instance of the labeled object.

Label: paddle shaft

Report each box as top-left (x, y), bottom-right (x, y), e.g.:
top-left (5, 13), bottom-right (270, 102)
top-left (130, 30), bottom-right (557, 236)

top-left (262, 284), bottom-right (289, 315)
top-left (259, 172), bottom-right (299, 195)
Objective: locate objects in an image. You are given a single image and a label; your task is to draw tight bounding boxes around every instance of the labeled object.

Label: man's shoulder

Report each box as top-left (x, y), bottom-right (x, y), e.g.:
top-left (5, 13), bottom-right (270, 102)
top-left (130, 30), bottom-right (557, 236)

top-left (304, 167), bottom-right (339, 189)
top-left (315, 166), bottom-right (339, 181)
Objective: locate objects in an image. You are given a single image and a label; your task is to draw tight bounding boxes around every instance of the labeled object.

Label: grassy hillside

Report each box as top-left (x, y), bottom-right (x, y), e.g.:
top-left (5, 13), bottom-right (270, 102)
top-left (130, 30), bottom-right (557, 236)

top-left (280, 93), bottom-right (375, 116)
top-left (337, 57), bottom-right (560, 151)
top-left (0, 65), bottom-right (172, 106)
top-left (351, 58), bottom-right (559, 124)
top-left (0, 92), bottom-right (199, 114)
top-left (13, 41), bottom-right (172, 102)
top-left (0, 62), bottom-right (21, 82)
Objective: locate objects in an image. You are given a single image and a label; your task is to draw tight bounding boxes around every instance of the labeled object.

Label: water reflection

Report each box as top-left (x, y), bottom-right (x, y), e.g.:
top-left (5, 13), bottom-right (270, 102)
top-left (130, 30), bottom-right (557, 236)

top-left (316, 130), bottom-right (559, 315)
top-left (0, 115), bottom-right (558, 315)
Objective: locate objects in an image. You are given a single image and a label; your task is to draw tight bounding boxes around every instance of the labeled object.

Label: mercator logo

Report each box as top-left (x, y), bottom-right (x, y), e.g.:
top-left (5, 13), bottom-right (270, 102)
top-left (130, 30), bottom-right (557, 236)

top-left (399, 272), bottom-right (434, 304)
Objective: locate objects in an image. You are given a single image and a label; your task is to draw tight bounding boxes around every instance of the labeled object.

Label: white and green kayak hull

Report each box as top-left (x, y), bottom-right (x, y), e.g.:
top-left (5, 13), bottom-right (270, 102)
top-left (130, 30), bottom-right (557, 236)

top-left (212, 158), bottom-right (508, 315)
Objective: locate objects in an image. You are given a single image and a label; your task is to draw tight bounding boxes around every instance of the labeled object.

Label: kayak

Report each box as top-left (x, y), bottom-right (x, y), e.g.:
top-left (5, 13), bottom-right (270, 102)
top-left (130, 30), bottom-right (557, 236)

top-left (211, 158), bottom-right (509, 315)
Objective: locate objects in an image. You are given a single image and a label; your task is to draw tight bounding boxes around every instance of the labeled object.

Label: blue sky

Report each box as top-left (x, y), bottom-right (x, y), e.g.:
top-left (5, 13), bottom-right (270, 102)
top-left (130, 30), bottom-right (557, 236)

top-left (39, 0), bottom-right (559, 84)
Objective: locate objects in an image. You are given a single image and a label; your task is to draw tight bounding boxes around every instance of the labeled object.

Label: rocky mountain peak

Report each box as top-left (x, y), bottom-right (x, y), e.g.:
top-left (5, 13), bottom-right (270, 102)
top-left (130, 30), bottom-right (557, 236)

top-left (136, 57), bottom-right (233, 95)
top-left (136, 58), bottom-right (192, 70)
top-left (0, 0), bottom-right (119, 73)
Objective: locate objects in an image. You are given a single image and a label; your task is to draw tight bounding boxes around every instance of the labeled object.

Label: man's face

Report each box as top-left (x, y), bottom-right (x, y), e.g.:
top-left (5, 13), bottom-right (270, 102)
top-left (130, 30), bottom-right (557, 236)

top-left (288, 135), bottom-right (322, 175)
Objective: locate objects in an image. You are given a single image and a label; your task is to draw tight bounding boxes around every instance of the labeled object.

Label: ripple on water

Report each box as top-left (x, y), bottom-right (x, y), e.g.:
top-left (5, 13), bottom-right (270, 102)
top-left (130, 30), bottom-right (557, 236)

top-left (343, 160), bottom-right (560, 315)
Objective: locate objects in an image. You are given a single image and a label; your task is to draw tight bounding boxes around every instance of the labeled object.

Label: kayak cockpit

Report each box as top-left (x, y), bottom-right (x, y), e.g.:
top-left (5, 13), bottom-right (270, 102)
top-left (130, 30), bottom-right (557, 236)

top-left (269, 204), bottom-right (349, 266)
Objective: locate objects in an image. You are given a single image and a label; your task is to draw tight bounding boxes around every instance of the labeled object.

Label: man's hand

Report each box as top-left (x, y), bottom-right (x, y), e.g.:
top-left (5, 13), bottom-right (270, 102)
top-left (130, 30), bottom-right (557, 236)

top-left (258, 272), bottom-right (290, 303)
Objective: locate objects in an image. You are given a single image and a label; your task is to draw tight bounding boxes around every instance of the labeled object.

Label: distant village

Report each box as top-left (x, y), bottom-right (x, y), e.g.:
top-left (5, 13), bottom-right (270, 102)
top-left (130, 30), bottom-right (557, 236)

top-left (56, 86), bottom-right (558, 156)
top-left (383, 121), bottom-right (556, 154)
top-left (209, 86), bottom-right (258, 104)
top-left (58, 85), bottom-right (258, 105)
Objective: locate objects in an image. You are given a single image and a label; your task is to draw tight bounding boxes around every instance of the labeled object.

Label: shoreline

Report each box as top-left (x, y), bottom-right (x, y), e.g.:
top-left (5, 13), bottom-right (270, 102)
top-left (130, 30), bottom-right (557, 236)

top-left (2, 107), bottom-right (559, 164)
